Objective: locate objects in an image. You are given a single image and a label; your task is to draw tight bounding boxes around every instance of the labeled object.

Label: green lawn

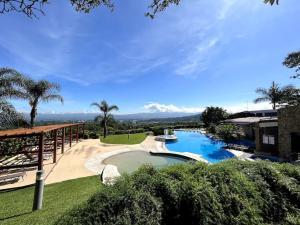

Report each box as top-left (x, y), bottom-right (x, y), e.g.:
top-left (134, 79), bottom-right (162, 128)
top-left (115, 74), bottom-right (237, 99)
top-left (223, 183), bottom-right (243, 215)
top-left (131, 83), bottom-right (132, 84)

top-left (0, 176), bottom-right (101, 225)
top-left (100, 133), bottom-right (147, 145)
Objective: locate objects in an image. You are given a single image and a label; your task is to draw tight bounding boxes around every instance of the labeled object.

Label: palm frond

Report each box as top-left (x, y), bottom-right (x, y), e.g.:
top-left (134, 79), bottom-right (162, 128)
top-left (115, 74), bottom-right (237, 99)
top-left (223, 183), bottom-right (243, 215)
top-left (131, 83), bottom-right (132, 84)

top-left (91, 102), bottom-right (101, 109)
top-left (254, 97), bottom-right (270, 104)
top-left (42, 94), bottom-right (64, 103)
top-left (108, 105), bottom-right (119, 112)
top-left (255, 88), bottom-right (268, 95)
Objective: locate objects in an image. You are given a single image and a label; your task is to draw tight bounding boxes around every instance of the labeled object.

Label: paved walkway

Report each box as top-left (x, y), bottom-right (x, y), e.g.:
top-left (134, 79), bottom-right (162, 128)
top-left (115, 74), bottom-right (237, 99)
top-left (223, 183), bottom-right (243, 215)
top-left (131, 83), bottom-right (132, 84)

top-left (0, 137), bottom-right (158, 190)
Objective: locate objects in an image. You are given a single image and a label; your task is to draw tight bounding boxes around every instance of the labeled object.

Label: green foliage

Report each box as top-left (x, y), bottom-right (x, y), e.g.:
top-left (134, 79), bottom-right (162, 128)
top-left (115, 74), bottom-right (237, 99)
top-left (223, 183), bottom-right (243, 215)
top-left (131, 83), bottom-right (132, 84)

top-left (89, 132), bottom-right (99, 139)
top-left (201, 107), bottom-right (228, 127)
top-left (283, 50), bottom-right (300, 79)
top-left (264, 0), bottom-right (279, 5)
top-left (91, 100), bottom-right (119, 138)
top-left (207, 123), bottom-right (217, 134)
top-left (254, 81), bottom-right (299, 109)
top-left (0, 68), bottom-right (28, 129)
top-left (56, 161), bottom-right (300, 225)
top-left (215, 124), bottom-right (242, 144)
top-left (150, 127), bottom-right (165, 136)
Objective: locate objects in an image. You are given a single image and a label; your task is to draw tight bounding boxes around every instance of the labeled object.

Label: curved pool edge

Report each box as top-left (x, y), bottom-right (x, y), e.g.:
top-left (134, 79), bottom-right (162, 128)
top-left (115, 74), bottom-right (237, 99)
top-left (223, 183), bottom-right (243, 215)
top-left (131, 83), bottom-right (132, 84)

top-left (158, 141), bottom-right (210, 164)
top-left (84, 147), bottom-right (148, 175)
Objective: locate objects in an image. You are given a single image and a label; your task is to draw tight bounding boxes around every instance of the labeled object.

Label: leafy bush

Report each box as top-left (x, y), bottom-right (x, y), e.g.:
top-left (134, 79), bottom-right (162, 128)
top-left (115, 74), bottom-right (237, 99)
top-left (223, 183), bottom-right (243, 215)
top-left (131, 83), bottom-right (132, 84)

top-left (215, 124), bottom-right (243, 144)
top-left (88, 132), bottom-right (99, 139)
top-left (150, 127), bottom-right (165, 136)
top-left (207, 123), bottom-right (217, 134)
top-left (56, 160), bottom-right (300, 225)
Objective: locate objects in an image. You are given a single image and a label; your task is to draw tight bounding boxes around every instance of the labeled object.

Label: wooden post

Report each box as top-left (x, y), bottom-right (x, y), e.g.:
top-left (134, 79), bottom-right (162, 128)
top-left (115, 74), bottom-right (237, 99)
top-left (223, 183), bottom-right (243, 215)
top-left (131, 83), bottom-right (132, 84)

top-left (38, 133), bottom-right (44, 170)
top-left (82, 124), bottom-right (85, 139)
top-left (76, 125), bottom-right (79, 143)
top-left (53, 129), bottom-right (58, 163)
top-left (62, 127), bottom-right (65, 153)
top-left (69, 126), bottom-right (72, 147)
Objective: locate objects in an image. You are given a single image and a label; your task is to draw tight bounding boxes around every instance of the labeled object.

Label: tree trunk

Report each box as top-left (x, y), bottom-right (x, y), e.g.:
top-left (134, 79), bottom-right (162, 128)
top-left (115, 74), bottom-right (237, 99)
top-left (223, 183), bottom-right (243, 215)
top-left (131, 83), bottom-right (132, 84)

top-left (103, 121), bottom-right (107, 138)
top-left (30, 107), bottom-right (36, 127)
top-left (272, 102), bottom-right (276, 110)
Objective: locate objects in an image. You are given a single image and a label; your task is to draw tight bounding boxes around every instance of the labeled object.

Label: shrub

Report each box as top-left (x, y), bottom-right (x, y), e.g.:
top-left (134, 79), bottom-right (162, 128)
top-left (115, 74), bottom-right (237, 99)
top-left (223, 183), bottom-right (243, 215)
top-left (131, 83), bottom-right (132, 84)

top-left (56, 160), bottom-right (300, 225)
top-left (82, 134), bottom-right (89, 139)
top-left (207, 124), bottom-right (217, 134)
top-left (150, 127), bottom-right (165, 136)
top-left (215, 124), bottom-right (243, 144)
top-left (89, 132), bottom-right (99, 139)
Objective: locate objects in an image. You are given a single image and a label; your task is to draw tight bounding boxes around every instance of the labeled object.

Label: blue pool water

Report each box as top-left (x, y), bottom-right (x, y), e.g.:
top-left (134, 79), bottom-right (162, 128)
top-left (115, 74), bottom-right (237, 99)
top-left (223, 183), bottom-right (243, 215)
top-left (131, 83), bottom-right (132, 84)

top-left (165, 131), bottom-right (235, 163)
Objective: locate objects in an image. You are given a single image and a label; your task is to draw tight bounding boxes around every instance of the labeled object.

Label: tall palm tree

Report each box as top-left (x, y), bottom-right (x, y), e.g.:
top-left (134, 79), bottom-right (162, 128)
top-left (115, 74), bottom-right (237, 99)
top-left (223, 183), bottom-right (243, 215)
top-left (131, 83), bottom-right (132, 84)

top-left (254, 81), bottom-right (294, 110)
top-left (20, 78), bottom-right (64, 127)
top-left (91, 100), bottom-right (119, 138)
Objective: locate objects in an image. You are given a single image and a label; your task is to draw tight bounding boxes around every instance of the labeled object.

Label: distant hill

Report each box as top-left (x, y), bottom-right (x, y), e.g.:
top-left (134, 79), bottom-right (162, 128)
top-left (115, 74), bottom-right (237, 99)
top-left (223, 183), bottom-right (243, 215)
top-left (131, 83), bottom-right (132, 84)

top-left (22, 112), bottom-right (199, 122)
top-left (143, 113), bottom-right (201, 122)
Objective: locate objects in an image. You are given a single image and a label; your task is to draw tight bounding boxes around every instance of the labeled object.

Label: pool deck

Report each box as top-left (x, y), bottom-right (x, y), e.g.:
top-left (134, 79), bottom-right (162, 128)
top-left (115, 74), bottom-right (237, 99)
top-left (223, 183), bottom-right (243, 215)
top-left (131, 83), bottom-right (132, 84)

top-left (0, 135), bottom-right (253, 190)
top-left (0, 136), bottom-right (166, 190)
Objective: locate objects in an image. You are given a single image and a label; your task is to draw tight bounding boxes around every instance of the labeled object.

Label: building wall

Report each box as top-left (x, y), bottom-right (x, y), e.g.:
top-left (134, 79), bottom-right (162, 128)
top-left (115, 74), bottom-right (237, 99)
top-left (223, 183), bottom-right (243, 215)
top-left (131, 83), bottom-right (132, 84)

top-left (255, 124), bottom-right (278, 155)
top-left (278, 105), bottom-right (300, 160)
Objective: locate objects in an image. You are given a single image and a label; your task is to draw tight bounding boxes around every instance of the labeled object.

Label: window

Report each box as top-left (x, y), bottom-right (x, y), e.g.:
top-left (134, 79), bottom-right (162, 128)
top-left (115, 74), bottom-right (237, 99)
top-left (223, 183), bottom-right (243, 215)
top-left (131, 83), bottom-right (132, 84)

top-left (262, 135), bottom-right (275, 145)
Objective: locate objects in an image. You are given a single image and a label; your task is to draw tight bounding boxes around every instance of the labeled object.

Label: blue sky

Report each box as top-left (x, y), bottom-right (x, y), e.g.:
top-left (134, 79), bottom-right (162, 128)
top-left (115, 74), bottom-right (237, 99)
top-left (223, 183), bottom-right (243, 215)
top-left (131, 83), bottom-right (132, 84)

top-left (1, 0), bottom-right (299, 114)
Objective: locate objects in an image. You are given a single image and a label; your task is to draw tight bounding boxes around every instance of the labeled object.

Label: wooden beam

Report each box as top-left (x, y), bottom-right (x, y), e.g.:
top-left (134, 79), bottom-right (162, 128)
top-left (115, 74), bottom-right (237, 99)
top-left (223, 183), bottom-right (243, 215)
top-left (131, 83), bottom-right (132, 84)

top-left (38, 133), bottom-right (44, 170)
top-left (62, 127), bottom-right (65, 153)
top-left (53, 129), bottom-right (58, 163)
top-left (76, 125), bottom-right (79, 143)
top-left (69, 126), bottom-right (72, 147)
top-left (82, 124), bottom-right (85, 139)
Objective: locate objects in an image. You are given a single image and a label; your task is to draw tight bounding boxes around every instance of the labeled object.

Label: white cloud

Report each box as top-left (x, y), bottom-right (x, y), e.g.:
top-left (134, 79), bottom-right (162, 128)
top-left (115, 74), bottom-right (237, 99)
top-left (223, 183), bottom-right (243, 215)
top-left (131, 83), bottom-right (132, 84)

top-left (144, 103), bottom-right (205, 113)
top-left (144, 102), bottom-right (273, 114)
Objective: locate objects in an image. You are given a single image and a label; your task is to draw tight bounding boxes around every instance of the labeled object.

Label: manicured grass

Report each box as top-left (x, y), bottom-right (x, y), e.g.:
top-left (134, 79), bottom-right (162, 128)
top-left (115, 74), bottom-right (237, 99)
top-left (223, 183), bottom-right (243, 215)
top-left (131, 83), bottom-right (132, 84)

top-left (100, 133), bottom-right (147, 145)
top-left (0, 176), bottom-right (101, 225)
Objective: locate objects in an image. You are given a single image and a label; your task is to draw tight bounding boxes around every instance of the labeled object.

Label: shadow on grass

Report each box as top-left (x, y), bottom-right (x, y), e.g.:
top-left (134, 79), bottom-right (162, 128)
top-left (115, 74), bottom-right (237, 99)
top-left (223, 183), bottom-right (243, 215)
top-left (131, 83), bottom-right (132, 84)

top-left (0, 211), bottom-right (32, 221)
top-left (0, 183), bottom-right (34, 194)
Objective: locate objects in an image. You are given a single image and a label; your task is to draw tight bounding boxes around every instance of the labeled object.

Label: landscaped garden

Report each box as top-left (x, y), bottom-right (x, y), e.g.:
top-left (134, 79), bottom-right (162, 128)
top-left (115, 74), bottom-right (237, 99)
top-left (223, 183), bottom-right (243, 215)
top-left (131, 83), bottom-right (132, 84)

top-left (100, 132), bottom-right (147, 145)
top-left (1, 160), bottom-right (299, 225)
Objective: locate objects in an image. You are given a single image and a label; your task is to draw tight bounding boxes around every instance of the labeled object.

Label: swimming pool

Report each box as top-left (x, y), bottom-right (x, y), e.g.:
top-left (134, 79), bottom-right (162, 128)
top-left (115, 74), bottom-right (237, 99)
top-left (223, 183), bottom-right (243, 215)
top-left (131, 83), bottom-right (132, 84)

top-left (103, 151), bottom-right (190, 174)
top-left (165, 131), bottom-right (235, 163)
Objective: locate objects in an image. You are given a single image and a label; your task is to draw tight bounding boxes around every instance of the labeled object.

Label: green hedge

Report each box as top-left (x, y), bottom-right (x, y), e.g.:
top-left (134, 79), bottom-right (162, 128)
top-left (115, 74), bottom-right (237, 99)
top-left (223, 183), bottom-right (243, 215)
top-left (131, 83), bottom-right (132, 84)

top-left (55, 160), bottom-right (300, 225)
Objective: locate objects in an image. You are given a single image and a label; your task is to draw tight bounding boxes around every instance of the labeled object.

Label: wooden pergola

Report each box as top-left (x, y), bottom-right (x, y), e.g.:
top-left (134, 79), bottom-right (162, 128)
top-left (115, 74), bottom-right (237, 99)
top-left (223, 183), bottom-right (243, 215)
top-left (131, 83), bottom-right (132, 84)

top-left (0, 123), bottom-right (84, 171)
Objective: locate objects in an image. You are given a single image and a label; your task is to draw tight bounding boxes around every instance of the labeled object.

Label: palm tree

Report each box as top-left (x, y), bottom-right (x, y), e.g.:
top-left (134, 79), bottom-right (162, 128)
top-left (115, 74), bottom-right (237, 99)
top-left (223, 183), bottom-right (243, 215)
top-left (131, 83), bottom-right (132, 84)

top-left (0, 68), bottom-right (25, 98)
top-left (254, 81), bottom-right (294, 110)
top-left (20, 78), bottom-right (64, 127)
top-left (91, 100), bottom-right (119, 138)
top-left (0, 68), bottom-right (26, 129)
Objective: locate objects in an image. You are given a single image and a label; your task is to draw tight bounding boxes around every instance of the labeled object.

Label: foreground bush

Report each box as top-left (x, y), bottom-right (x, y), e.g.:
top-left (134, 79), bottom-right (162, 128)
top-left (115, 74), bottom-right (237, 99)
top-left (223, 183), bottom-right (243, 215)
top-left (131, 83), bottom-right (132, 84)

top-left (56, 160), bottom-right (300, 225)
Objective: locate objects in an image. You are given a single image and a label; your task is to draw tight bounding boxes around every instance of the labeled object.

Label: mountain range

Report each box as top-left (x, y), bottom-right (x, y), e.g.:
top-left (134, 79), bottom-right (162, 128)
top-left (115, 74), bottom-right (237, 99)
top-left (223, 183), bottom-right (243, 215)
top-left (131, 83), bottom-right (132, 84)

top-left (22, 112), bottom-right (200, 122)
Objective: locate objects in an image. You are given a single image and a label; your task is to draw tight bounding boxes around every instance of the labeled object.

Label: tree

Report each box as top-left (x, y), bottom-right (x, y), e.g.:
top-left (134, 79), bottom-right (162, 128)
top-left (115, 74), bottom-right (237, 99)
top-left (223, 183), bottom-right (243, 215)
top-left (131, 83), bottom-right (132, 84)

top-left (264, 0), bottom-right (279, 5)
top-left (0, 68), bottom-right (25, 98)
top-left (254, 81), bottom-right (296, 109)
top-left (91, 100), bottom-right (119, 138)
top-left (280, 86), bottom-right (300, 106)
top-left (0, 100), bottom-right (25, 129)
top-left (283, 50), bottom-right (300, 79)
top-left (215, 124), bottom-right (242, 145)
top-left (20, 78), bottom-right (63, 127)
top-left (0, 68), bottom-right (27, 129)
top-left (201, 107), bottom-right (228, 127)
top-left (0, 0), bottom-right (282, 18)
